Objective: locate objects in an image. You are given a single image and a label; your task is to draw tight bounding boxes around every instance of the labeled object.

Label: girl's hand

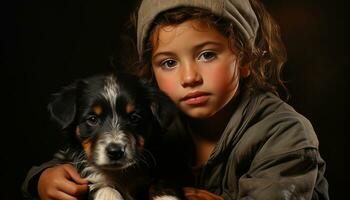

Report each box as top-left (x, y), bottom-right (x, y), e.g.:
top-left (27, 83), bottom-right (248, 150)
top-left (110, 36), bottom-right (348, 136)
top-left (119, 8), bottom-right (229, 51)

top-left (183, 187), bottom-right (223, 200)
top-left (38, 164), bottom-right (89, 200)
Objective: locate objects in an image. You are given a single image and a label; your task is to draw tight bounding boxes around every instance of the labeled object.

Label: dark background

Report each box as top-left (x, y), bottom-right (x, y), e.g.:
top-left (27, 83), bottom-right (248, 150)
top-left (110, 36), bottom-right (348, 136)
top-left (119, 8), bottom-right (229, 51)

top-left (2, 0), bottom-right (345, 199)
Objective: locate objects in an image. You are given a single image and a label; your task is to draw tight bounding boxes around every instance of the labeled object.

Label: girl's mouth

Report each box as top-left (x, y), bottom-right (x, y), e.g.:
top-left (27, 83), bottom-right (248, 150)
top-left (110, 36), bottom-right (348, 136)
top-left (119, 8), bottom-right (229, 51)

top-left (181, 91), bottom-right (210, 106)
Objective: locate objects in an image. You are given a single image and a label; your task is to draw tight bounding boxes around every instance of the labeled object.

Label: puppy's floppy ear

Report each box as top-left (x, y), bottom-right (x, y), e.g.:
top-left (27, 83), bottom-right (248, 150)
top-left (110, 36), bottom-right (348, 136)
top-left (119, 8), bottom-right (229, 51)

top-left (48, 83), bottom-right (77, 129)
top-left (146, 84), bottom-right (178, 130)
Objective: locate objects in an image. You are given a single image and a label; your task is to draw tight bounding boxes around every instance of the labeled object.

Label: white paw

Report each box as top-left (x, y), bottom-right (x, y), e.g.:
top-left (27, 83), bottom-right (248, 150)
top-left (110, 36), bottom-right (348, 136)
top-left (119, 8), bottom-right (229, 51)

top-left (94, 187), bottom-right (124, 200)
top-left (153, 195), bottom-right (181, 200)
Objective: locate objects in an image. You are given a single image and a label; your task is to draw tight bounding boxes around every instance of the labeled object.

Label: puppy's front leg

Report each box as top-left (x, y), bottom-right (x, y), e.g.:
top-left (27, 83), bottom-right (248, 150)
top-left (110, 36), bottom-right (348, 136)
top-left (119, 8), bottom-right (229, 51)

top-left (93, 187), bottom-right (124, 200)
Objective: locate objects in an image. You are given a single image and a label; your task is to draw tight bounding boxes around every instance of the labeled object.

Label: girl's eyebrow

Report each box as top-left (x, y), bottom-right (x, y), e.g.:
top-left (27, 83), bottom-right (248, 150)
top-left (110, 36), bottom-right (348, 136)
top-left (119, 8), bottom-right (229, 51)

top-left (192, 41), bottom-right (224, 51)
top-left (152, 51), bottom-right (176, 60)
top-left (152, 41), bottom-right (223, 60)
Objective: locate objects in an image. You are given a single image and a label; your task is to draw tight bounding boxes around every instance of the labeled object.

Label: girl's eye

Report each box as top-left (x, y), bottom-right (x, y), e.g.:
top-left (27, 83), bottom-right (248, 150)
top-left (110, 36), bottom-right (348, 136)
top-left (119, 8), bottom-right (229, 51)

top-left (160, 59), bottom-right (177, 69)
top-left (86, 115), bottom-right (99, 126)
top-left (198, 51), bottom-right (216, 62)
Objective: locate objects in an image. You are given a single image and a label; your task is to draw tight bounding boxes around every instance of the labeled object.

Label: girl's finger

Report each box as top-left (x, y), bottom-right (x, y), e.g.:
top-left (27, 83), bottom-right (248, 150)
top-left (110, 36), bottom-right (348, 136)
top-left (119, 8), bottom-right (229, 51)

top-left (57, 179), bottom-right (89, 196)
top-left (53, 190), bottom-right (79, 200)
top-left (63, 164), bottom-right (89, 184)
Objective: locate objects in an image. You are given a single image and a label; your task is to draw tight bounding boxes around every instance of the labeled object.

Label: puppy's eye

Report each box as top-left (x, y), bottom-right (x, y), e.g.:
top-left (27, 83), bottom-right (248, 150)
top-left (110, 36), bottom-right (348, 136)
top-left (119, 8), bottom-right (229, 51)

top-left (130, 112), bottom-right (141, 123)
top-left (86, 115), bottom-right (99, 126)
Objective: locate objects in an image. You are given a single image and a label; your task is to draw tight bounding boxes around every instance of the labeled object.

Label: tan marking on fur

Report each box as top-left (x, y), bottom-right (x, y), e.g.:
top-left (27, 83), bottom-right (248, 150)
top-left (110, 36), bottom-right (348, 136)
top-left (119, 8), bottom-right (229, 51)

top-left (76, 127), bottom-right (80, 137)
top-left (76, 127), bottom-right (92, 158)
top-left (137, 136), bottom-right (145, 149)
top-left (93, 105), bottom-right (103, 115)
top-left (126, 102), bottom-right (135, 114)
top-left (82, 139), bottom-right (92, 159)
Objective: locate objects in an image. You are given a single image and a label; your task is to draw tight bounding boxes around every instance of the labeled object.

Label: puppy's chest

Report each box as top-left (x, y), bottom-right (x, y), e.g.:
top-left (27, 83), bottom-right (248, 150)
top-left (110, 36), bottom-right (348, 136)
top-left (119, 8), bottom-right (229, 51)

top-left (82, 164), bottom-right (150, 191)
top-left (56, 149), bottom-right (150, 199)
top-left (81, 158), bottom-right (150, 198)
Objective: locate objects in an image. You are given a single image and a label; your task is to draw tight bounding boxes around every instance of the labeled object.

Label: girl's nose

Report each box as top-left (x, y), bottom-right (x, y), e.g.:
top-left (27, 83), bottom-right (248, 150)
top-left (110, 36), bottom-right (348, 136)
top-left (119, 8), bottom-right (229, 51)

top-left (180, 62), bottom-right (203, 88)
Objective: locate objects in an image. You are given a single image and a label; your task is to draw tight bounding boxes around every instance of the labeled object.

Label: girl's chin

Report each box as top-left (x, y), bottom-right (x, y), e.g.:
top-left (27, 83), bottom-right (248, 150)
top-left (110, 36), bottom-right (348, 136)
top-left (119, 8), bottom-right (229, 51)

top-left (181, 108), bottom-right (217, 119)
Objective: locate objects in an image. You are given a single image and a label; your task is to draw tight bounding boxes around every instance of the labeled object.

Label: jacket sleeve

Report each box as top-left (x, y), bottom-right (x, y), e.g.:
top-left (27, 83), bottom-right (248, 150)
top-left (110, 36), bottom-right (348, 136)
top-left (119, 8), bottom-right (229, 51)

top-left (231, 148), bottom-right (328, 200)
top-left (21, 158), bottom-right (63, 200)
top-left (221, 111), bottom-right (329, 200)
top-left (230, 112), bottom-right (329, 200)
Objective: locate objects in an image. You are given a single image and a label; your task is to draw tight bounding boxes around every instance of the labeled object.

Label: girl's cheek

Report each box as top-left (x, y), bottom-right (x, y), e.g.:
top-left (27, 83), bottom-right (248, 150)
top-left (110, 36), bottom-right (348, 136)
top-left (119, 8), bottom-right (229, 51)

top-left (158, 80), bottom-right (173, 94)
top-left (208, 65), bottom-right (239, 93)
top-left (155, 75), bottom-right (179, 101)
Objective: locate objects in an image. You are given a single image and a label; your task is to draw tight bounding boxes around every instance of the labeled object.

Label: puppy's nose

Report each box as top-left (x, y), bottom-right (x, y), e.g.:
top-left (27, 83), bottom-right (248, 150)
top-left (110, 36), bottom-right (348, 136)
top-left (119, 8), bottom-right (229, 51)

top-left (106, 143), bottom-right (125, 161)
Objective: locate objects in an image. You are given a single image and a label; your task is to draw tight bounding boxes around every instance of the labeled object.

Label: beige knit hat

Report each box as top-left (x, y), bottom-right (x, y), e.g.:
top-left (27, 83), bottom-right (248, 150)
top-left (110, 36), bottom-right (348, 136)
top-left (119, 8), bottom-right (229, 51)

top-left (137, 0), bottom-right (259, 55)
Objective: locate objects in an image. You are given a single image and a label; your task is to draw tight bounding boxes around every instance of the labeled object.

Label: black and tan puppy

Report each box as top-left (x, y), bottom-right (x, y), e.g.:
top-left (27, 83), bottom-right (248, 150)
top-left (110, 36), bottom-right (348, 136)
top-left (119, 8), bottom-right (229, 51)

top-left (48, 72), bottom-right (175, 200)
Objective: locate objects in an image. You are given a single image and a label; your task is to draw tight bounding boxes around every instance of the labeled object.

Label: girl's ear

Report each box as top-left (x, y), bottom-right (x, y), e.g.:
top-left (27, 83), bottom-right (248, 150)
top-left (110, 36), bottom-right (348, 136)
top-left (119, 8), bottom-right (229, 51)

top-left (47, 83), bottom-right (77, 129)
top-left (240, 64), bottom-right (251, 78)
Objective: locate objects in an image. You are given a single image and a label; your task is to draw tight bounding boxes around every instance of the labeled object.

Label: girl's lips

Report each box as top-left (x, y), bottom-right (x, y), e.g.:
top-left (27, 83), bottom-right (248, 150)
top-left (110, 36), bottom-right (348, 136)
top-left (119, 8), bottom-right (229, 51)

top-left (181, 91), bottom-right (210, 105)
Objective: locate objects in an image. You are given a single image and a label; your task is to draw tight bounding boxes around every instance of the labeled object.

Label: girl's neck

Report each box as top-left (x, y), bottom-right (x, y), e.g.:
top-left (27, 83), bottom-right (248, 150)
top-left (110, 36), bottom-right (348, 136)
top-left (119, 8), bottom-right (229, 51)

top-left (188, 94), bottom-right (239, 142)
top-left (186, 96), bottom-right (239, 167)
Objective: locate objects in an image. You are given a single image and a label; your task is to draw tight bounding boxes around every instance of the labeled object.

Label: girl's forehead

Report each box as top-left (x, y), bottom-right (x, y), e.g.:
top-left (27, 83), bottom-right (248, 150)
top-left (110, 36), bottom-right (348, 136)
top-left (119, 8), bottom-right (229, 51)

top-left (151, 19), bottom-right (229, 53)
top-left (154, 19), bottom-right (216, 37)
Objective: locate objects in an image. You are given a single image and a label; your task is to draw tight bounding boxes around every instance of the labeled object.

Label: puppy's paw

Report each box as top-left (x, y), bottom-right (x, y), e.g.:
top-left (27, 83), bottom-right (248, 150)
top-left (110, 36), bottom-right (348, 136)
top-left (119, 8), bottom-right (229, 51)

top-left (94, 187), bottom-right (124, 200)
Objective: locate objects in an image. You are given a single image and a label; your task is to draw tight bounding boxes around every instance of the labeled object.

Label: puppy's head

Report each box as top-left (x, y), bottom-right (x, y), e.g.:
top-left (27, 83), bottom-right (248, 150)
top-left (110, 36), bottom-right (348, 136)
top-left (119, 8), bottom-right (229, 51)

top-left (48, 73), bottom-right (175, 170)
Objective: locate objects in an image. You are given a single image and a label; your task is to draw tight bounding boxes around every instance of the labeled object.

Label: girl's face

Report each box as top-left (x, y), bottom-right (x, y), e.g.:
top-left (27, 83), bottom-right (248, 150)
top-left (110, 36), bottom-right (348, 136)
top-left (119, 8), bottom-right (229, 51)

top-left (151, 19), bottom-right (244, 119)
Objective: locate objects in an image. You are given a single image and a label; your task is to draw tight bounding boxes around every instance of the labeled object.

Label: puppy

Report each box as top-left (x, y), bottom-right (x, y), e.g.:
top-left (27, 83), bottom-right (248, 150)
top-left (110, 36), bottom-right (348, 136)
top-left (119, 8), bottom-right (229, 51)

top-left (48, 72), bottom-right (175, 200)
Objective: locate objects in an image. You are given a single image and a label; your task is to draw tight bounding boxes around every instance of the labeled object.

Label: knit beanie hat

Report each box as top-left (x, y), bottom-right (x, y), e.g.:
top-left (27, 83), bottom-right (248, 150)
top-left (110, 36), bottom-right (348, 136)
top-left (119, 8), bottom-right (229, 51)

top-left (137, 0), bottom-right (259, 55)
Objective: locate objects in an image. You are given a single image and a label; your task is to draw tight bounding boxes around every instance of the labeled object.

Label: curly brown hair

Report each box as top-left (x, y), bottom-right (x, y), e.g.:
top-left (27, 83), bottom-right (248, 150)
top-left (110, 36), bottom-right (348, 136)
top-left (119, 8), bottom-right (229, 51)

top-left (126, 0), bottom-right (287, 97)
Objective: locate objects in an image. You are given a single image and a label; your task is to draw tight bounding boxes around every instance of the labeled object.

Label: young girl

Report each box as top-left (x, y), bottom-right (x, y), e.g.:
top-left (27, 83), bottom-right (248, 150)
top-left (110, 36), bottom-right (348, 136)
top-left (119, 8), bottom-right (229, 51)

top-left (22, 0), bottom-right (329, 199)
